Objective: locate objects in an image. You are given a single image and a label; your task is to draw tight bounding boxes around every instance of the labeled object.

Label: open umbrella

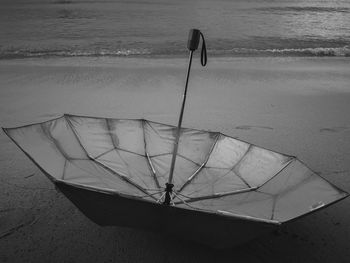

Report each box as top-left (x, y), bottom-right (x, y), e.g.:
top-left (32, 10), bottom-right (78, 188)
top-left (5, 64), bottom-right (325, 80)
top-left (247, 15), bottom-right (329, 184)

top-left (3, 30), bottom-right (348, 248)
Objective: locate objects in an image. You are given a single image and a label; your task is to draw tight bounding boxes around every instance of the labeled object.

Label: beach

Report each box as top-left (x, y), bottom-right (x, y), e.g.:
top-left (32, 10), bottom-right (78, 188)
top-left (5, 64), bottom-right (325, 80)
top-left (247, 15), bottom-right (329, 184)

top-left (0, 56), bottom-right (349, 262)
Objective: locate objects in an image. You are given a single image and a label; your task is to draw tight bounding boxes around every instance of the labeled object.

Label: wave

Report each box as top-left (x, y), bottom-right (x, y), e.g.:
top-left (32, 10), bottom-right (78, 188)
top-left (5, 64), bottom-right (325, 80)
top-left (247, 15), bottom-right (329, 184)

top-left (1, 46), bottom-right (349, 59)
top-left (257, 6), bottom-right (350, 13)
top-left (225, 46), bottom-right (350, 57)
top-left (0, 48), bottom-right (152, 59)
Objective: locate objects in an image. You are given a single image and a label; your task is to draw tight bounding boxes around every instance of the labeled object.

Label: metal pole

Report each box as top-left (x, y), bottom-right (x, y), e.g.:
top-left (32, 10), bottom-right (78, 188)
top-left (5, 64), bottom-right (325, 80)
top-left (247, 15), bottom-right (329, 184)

top-left (163, 50), bottom-right (194, 205)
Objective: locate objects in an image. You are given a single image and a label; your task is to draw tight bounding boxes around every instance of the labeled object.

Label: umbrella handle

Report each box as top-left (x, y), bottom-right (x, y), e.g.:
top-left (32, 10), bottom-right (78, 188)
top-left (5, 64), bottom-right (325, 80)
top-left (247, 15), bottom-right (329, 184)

top-left (188, 29), bottom-right (207, 66)
top-left (164, 29), bottom-right (207, 205)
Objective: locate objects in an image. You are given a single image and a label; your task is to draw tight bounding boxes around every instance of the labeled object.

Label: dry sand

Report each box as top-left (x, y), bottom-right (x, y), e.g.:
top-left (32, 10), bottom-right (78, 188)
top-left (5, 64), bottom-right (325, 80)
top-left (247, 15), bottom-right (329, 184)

top-left (0, 56), bottom-right (349, 262)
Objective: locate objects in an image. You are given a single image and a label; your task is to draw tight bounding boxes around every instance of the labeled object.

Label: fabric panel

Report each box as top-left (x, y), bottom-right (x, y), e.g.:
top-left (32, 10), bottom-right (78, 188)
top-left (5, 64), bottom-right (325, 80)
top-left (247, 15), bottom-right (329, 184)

top-left (67, 116), bottom-right (114, 158)
top-left (96, 149), bottom-right (158, 191)
top-left (41, 117), bottom-right (88, 160)
top-left (273, 174), bottom-right (346, 222)
top-left (107, 119), bottom-right (145, 155)
top-left (234, 146), bottom-right (291, 187)
top-left (184, 191), bottom-right (274, 220)
top-left (259, 159), bottom-right (311, 195)
top-left (206, 135), bottom-right (250, 169)
top-left (143, 121), bottom-right (175, 156)
top-left (64, 159), bottom-right (146, 196)
top-left (177, 129), bottom-right (217, 165)
top-left (5, 123), bottom-right (66, 180)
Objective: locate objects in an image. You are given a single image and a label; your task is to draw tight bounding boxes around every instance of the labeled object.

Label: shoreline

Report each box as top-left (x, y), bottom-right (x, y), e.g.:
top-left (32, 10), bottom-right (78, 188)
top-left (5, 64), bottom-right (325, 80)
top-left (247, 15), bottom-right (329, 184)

top-left (1, 54), bottom-right (349, 64)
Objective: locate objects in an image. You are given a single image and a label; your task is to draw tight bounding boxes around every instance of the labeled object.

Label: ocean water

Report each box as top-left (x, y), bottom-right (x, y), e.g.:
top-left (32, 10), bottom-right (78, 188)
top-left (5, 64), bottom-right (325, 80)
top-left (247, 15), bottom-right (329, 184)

top-left (0, 0), bottom-right (349, 58)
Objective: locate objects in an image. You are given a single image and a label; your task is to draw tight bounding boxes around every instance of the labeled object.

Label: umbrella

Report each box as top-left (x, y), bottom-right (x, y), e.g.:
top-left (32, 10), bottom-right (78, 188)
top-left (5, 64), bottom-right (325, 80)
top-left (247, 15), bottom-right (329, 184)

top-left (3, 30), bottom-right (348, 248)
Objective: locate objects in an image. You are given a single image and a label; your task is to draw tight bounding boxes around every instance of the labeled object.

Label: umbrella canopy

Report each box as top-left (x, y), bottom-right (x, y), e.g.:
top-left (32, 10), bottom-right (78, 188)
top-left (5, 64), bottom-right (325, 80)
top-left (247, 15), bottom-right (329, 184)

top-left (3, 114), bottom-right (347, 230)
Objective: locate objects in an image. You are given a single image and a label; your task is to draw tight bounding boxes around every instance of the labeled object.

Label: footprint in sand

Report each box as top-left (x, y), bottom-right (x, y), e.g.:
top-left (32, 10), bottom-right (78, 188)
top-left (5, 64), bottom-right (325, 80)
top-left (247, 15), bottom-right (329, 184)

top-left (235, 125), bottom-right (274, 131)
top-left (320, 126), bottom-right (350, 133)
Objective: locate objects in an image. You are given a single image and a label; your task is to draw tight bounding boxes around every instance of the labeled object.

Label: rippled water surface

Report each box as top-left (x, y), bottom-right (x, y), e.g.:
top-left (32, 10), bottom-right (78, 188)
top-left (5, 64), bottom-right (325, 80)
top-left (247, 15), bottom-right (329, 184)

top-left (1, 0), bottom-right (349, 58)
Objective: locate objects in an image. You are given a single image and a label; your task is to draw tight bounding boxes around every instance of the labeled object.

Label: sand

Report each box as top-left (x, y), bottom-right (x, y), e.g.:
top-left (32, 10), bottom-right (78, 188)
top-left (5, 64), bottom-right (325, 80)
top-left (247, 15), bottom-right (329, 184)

top-left (0, 56), bottom-right (349, 262)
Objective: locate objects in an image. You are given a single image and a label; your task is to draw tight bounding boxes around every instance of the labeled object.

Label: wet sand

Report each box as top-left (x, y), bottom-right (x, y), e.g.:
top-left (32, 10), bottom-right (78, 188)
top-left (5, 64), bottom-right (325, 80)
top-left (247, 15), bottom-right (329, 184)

top-left (0, 56), bottom-right (349, 262)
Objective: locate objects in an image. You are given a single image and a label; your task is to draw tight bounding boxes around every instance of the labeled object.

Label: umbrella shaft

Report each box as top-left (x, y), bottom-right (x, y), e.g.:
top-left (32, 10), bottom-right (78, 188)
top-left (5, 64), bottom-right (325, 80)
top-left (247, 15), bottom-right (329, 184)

top-left (166, 51), bottom-right (194, 192)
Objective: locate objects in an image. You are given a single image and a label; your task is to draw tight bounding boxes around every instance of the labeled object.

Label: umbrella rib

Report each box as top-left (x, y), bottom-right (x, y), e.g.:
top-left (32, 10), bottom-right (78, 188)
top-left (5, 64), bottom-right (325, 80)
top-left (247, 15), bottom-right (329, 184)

top-left (217, 210), bottom-right (281, 225)
top-left (157, 192), bottom-right (166, 203)
top-left (173, 186), bottom-right (258, 204)
top-left (172, 191), bottom-right (198, 209)
top-left (64, 116), bottom-right (157, 201)
top-left (142, 120), bottom-right (162, 190)
top-left (270, 196), bottom-right (277, 220)
top-left (62, 159), bottom-right (67, 180)
top-left (139, 190), bottom-right (163, 198)
top-left (178, 133), bottom-right (220, 193)
top-left (146, 153), bottom-right (161, 189)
